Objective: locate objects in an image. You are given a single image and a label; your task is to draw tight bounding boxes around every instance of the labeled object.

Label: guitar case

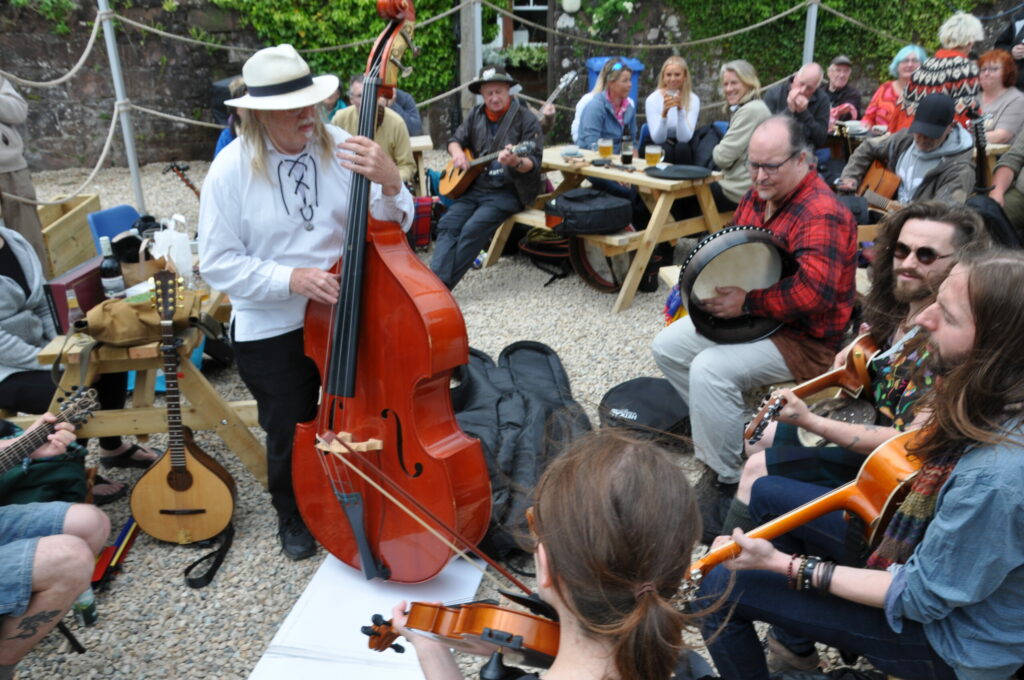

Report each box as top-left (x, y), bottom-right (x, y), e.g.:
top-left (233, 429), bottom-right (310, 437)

top-left (450, 341), bottom-right (592, 559)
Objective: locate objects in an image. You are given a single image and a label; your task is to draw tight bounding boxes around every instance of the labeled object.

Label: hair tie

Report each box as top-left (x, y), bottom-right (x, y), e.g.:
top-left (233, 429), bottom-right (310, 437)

top-left (634, 582), bottom-right (656, 599)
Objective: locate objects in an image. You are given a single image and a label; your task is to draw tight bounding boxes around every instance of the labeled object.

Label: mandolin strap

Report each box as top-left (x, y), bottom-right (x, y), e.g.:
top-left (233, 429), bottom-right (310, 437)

top-left (184, 523), bottom-right (234, 589)
top-left (486, 98), bottom-right (521, 156)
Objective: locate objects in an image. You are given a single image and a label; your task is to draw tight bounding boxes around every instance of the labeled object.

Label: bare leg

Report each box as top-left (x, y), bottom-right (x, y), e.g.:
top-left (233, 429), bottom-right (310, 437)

top-left (62, 504), bottom-right (110, 555)
top-left (736, 452), bottom-right (768, 505)
top-left (0, 534), bottom-right (93, 665)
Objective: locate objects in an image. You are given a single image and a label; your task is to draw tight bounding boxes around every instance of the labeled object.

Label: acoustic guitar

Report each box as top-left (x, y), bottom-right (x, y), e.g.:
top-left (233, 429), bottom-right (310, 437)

top-left (130, 271), bottom-right (236, 545)
top-left (0, 388), bottom-right (98, 476)
top-left (688, 428), bottom-right (923, 584)
top-left (745, 333), bottom-right (879, 444)
top-left (858, 160), bottom-right (903, 214)
top-left (439, 141), bottom-right (536, 199)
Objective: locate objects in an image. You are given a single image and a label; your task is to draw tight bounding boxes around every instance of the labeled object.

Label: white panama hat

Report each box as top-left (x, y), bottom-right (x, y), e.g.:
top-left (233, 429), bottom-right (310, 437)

top-left (225, 44), bottom-right (339, 110)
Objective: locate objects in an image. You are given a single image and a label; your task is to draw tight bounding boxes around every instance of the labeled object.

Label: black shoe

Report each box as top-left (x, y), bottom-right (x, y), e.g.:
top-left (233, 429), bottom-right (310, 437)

top-left (278, 514), bottom-right (317, 561)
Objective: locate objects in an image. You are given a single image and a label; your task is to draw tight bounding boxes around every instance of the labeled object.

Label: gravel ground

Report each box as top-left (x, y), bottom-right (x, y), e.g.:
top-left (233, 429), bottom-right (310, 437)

top-left (20, 154), bottom-right (853, 678)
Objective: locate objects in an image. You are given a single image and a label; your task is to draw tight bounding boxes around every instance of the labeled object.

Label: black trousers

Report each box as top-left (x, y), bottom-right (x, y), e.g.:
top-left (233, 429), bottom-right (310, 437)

top-left (0, 370), bottom-right (127, 450)
top-left (231, 327), bottom-right (320, 518)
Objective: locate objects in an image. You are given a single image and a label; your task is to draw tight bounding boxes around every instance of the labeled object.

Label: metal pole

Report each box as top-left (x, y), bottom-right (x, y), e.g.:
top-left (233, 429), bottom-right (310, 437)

top-left (802, 0), bottom-right (818, 65)
top-left (459, 1), bottom-right (479, 114)
top-left (96, 0), bottom-right (146, 212)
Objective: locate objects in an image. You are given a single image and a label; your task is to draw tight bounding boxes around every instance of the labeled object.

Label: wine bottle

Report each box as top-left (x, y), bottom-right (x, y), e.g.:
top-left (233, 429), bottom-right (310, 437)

top-left (99, 236), bottom-right (126, 298)
top-left (620, 132), bottom-right (634, 165)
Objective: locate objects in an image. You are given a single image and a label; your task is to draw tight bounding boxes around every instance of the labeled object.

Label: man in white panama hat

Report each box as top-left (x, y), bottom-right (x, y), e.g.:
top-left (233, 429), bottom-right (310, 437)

top-left (198, 44), bottom-right (413, 561)
top-left (430, 66), bottom-right (543, 290)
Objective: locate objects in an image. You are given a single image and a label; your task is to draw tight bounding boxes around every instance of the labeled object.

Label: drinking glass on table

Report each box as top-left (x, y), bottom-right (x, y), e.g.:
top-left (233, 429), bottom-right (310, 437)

top-left (598, 138), bottom-right (614, 158)
top-left (645, 145), bottom-right (664, 166)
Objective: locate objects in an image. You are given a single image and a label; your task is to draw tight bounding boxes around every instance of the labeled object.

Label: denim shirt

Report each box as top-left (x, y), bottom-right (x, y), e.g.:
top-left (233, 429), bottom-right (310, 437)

top-left (885, 433), bottom-right (1024, 679)
top-left (577, 93), bottom-right (637, 153)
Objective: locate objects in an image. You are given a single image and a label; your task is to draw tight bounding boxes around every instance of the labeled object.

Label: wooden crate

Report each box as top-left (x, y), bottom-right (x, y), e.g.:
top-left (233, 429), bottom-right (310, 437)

top-left (37, 194), bottom-right (101, 278)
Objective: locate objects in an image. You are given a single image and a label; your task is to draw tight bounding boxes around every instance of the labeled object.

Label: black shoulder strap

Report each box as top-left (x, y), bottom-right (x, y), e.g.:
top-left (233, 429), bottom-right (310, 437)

top-left (488, 98), bottom-right (521, 155)
top-left (184, 523), bottom-right (234, 588)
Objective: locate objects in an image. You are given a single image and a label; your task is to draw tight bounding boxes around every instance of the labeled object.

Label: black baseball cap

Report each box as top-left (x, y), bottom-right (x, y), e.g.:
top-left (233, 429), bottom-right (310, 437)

top-left (831, 55), bottom-right (853, 67)
top-left (909, 94), bottom-right (956, 138)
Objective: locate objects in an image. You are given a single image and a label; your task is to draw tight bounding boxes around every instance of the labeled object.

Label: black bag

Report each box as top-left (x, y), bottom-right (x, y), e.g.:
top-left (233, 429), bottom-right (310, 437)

top-left (518, 228), bottom-right (571, 286)
top-left (451, 342), bottom-right (592, 560)
top-left (598, 377), bottom-right (689, 441)
top-left (544, 188), bottom-right (631, 236)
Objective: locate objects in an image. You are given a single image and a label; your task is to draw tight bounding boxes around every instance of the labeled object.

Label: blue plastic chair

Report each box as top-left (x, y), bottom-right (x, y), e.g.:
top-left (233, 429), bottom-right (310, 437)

top-left (87, 204), bottom-right (140, 253)
top-left (637, 123), bottom-right (652, 158)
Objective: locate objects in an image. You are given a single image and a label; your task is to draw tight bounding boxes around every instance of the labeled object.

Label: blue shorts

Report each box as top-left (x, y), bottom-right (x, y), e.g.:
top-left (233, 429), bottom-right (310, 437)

top-left (0, 502), bottom-right (72, 617)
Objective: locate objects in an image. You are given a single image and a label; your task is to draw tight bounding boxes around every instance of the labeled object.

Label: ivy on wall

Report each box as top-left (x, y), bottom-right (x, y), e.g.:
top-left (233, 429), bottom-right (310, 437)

top-left (209, 0), bottom-right (500, 102)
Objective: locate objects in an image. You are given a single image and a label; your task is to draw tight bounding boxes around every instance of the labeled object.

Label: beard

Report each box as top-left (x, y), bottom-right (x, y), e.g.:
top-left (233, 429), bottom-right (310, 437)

top-left (893, 268), bottom-right (935, 303)
top-left (919, 329), bottom-right (968, 377)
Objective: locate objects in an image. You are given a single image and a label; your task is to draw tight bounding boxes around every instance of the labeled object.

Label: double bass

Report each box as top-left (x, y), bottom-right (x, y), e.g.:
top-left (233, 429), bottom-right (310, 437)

top-left (292, 0), bottom-right (492, 584)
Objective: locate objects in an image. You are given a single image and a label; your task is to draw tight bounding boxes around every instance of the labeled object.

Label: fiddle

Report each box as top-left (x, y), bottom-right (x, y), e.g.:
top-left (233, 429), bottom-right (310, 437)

top-left (363, 601), bottom-right (560, 669)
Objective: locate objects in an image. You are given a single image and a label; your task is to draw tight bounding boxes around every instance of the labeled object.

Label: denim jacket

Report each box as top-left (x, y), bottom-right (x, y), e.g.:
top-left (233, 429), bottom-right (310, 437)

top-left (577, 92), bottom-right (637, 153)
top-left (885, 432), bottom-right (1024, 679)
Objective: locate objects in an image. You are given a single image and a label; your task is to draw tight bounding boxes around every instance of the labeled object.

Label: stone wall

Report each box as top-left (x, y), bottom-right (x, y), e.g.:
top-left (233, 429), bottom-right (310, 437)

top-left (1, 0), bottom-right (262, 170)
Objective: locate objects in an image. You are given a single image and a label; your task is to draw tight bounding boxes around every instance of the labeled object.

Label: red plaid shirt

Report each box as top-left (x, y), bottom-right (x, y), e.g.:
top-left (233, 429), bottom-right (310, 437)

top-left (733, 170), bottom-right (857, 349)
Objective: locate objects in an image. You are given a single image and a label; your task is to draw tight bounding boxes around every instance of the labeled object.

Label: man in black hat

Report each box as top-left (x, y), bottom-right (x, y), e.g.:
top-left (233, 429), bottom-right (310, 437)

top-left (825, 55), bottom-right (862, 124)
top-left (430, 67), bottom-right (543, 289)
top-left (837, 93), bottom-right (974, 211)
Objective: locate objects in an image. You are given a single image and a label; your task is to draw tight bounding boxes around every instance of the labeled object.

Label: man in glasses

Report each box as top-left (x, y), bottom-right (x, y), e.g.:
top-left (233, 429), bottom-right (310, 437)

top-left (720, 201), bottom-right (991, 553)
top-left (836, 93), bottom-right (974, 215)
top-left (652, 114), bottom-right (857, 542)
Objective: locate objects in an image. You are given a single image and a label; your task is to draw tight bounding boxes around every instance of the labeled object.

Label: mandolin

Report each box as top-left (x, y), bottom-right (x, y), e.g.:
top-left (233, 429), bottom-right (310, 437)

top-left (540, 70), bottom-right (578, 116)
top-left (130, 271), bottom-right (236, 545)
top-left (745, 333), bottom-right (878, 444)
top-left (688, 428), bottom-right (923, 586)
top-left (439, 141), bottom-right (536, 199)
top-left (0, 388), bottom-right (98, 476)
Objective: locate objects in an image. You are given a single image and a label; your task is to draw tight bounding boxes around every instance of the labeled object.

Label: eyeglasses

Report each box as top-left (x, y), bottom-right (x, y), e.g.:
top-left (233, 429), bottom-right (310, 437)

top-left (745, 150), bottom-right (799, 176)
top-left (892, 241), bottom-right (954, 265)
top-left (979, 65), bottom-right (1002, 73)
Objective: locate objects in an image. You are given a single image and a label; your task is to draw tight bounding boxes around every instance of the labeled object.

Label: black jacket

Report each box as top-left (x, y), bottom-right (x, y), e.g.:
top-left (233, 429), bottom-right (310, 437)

top-left (762, 76), bottom-right (831, 148)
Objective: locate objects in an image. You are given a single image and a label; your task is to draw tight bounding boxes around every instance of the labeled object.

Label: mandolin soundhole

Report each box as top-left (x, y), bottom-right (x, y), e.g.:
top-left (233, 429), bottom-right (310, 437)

top-left (167, 469), bottom-right (194, 492)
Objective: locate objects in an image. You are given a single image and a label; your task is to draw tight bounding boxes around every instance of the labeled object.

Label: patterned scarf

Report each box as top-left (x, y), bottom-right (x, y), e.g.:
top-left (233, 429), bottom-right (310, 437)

top-left (605, 91), bottom-right (630, 126)
top-left (865, 451), bottom-right (959, 570)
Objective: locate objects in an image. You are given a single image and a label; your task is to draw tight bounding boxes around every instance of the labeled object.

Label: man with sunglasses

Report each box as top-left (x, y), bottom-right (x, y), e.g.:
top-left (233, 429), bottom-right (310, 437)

top-left (652, 114), bottom-right (857, 541)
top-left (836, 93), bottom-right (974, 214)
top-left (720, 202), bottom-right (991, 557)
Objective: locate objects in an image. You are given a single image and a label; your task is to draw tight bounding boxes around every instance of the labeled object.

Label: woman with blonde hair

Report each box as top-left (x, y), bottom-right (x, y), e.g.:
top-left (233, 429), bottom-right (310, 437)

top-left (571, 58), bottom-right (634, 143)
top-left (645, 56), bottom-right (701, 164)
top-left (709, 59), bottom-right (771, 210)
top-left (389, 429), bottom-right (710, 680)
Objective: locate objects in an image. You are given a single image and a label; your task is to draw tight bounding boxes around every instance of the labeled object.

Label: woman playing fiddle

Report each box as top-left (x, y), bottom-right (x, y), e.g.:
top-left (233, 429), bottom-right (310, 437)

top-left (389, 430), bottom-right (707, 680)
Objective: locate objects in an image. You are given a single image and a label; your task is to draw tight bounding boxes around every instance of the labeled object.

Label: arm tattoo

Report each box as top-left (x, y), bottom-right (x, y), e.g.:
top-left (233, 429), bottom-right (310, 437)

top-left (7, 609), bottom-right (61, 640)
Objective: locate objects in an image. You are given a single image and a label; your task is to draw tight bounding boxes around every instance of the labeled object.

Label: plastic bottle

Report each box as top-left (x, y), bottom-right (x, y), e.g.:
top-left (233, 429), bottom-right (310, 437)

top-left (99, 236), bottom-right (126, 298)
top-left (471, 249), bottom-right (488, 270)
top-left (72, 587), bottom-right (98, 626)
top-left (65, 289), bottom-right (84, 329)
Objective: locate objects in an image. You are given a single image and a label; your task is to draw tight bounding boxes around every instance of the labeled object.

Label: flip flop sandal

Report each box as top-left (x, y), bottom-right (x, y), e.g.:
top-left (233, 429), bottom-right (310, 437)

top-left (92, 475), bottom-right (128, 506)
top-left (99, 443), bottom-right (162, 470)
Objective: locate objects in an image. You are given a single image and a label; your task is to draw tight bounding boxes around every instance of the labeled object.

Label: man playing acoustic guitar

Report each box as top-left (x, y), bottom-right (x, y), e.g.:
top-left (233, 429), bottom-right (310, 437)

top-left (430, 66), bottom-right (542, 290)
top-left (696, 248), bottom-right (1024, 680)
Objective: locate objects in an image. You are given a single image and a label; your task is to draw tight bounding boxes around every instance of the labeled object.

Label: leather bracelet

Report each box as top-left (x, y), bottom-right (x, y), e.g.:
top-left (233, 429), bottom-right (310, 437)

top-left (816, 560), bottom-right (837, 595)
top-left (801, 556), bottom-right (820, 591)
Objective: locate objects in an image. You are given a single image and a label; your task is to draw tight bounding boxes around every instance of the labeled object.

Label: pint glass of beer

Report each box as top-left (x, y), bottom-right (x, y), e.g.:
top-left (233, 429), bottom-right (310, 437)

top-left (645, 145), bottom-right (663, 166)
top-left (598, 138), bottom-right (614, 158)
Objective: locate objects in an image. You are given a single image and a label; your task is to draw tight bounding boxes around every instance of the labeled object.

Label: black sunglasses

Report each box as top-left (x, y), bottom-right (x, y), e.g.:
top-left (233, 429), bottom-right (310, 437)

top-left (892, 241), bottom-right (954, 265)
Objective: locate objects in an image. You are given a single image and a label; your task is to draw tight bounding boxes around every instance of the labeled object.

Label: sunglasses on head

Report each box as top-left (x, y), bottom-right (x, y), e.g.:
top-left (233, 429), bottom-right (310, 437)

top-left (892, 241), bottom-right (954, 265)
top-left (609, 61), bottom-right (624, 71)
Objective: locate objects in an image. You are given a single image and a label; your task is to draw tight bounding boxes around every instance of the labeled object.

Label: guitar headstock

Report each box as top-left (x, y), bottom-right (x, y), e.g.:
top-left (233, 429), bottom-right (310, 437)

top-left (151, 270), bottom-right (183, 323)
top-left (59, 387), bottom-right (100, 427)
top-left (513, 141), bottom-right (537, 157)
top-left (557, 70), bottom-right (578, 91)
top-left (361, 613), bottom-right (405, 653)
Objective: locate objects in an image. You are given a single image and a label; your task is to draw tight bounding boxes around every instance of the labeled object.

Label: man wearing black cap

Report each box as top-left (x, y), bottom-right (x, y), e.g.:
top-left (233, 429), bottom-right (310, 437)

top-left (430, 67), bottom-right (543, 289)
top-left (825, 55), bottom-right (862, 124)
top-left (837, 93), bottom-right (974, 208)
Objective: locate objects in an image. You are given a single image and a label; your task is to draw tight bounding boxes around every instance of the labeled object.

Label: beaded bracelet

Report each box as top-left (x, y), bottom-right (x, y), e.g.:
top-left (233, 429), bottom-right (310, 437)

top-left (786, 554), bottom-right (801, 590)
top-left (795, 555), bottom-right (810, 591)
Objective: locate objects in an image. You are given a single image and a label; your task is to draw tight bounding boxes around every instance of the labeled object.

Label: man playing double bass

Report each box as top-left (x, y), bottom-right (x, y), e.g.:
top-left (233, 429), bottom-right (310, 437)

top-left (651, 115), bottom-right (857, 541)
top-left (199, 44), bottom-right (412, 560)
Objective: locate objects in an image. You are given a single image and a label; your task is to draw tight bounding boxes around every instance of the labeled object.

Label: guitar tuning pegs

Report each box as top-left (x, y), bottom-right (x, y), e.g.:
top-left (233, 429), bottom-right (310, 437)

top-left (371, 613), bottom-right (386, 626)
top-left (360, 625), bottom-right (378, 637)
top-left (390, 643), bottom-right (405, 654)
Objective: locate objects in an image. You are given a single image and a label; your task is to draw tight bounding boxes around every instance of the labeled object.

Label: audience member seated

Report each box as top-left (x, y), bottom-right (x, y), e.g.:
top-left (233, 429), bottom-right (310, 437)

top-left (837, 94), bottom-right (974, 215)
top-left (389, 429), bottom-right (709, 680)
top-left (571, 59), bottom-right (632, 144)
top-left (978, 49), bottom-right (1024, 144)
top-left (386, 88), bottom-right (422, 136)
top-left (824, 55), bottom-right (862, 131)
top-left (721, 202), bottom-right (990, 536)
top-left (0, 415), bottom-right (110, 680)
top-left (214, 76), bottom-right (246, 159)
top-left (709, 60), bottom-right (772, 211)
top-left (994, 10), bottom-right (1024, 90)
top-left (332, 75), bottom-right (416, 186)
top-left (0, 227), bottom-right (160, 473)
top-left (860, 45), bottom-right (926, 133)
top-left (645, 56), bottom-right (700, 164)
top-left (577, 61), bottom-right (637, 153)
top-left (318, 75), bottom-right (346, 123)
top-left (652, 115), bottom-right (856, 542)
top-left (761, 62), bottom-right (829, 148)
top-left (430, 67), bottom-right (542, 290)
top-left (696, 248), bottom-right (1024, 680)
top-left (890, 12), bottom-right (983, 132)
top-left (990, 124), bottom-right (1024, 236)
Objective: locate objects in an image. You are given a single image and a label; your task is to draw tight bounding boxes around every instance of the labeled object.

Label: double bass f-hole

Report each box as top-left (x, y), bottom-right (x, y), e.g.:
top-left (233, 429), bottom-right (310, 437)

top-left (382, 409), bottom-right (423, 478)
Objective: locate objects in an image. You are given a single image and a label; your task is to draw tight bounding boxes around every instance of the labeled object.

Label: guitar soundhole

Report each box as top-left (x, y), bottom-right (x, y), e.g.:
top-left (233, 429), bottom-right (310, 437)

top-left (167, 469), bottom-right (194, 492)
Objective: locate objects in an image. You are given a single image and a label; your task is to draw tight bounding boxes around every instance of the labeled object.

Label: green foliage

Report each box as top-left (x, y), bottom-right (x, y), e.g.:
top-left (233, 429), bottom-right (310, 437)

top-left (161, 0), bottom-right (179, 12)
top-left (209, 0), bottom-right (460, 104)
top-left (500, 44), bottom-right (547, 71)
top-left (11, 0), bottom-right (78, 34)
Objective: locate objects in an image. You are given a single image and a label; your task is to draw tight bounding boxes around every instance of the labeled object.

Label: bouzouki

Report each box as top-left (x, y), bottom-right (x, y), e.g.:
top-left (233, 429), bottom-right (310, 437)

top-left (0, 388), bottom-right (98, 476)
top-left (162, 162), bottom-right (201, 200)
top-left (966, 107), bottom-right (992, 195)
top-left (687, 428), bottom-right (923, 587)
top-left (744, 333), bottom-right (879, 444)
top-left (130, 271), bottom-right (236, 544)
top-left (439, 141), bottom-right (536, 199)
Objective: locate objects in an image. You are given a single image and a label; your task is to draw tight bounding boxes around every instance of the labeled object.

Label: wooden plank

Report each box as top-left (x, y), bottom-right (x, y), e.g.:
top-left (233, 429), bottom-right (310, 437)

top-left (7, 400), bottom-right (260, 435)
top-left (483, 209), bottom-right (549, 268)
top-left (409, 135), bottom-right (432, 152)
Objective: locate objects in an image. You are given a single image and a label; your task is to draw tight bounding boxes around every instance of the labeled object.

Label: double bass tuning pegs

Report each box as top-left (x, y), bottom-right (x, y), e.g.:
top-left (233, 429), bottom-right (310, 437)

top-left (390, 56), bottom-right (413, 79)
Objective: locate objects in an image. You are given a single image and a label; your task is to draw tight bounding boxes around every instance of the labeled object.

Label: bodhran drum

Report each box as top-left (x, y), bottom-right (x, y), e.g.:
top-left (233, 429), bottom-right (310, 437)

top-left (678, 226), bottom-right (797, 343)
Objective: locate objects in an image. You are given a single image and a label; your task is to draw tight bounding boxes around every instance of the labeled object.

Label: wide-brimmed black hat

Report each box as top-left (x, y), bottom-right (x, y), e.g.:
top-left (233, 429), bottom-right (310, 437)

top-left (468, 66), bottom-right (519, 94)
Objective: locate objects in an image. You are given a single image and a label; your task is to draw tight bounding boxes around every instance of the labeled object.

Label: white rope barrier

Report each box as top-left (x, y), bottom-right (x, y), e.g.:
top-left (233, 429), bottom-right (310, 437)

top-left (0, 11), bottom-right (109, 88)
top-left (128, 103), bottom-right (226, 130)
